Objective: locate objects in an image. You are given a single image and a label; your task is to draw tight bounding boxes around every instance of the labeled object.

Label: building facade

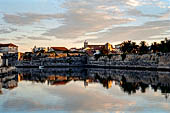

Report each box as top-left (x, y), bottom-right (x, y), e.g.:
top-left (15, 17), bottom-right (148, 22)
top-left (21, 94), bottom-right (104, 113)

top-left (115, 44), bottom-right (122, 54)
top-left (83, 41), bottom-right (115, 55)
top-left (32, 46), bottom-right (48, 53)
top-left (0, 43), bottom-right (18, 53)
top-left (0, 53), bottom-right (3, 66)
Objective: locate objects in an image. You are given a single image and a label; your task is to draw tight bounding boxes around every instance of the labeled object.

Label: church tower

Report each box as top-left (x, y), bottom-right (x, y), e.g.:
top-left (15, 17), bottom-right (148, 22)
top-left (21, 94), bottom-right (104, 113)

top-left (84, 40), bottom-right (88, 48)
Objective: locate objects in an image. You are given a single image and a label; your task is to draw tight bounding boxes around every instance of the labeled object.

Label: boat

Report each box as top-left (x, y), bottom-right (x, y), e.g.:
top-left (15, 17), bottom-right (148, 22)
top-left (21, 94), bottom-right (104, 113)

top-left (39, 66), bottom-right (44, 69)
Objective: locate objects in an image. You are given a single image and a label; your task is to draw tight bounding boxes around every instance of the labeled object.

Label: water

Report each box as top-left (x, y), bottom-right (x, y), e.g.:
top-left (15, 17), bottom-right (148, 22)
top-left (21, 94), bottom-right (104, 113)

top-left (0, 68), bottom-right (170, 113)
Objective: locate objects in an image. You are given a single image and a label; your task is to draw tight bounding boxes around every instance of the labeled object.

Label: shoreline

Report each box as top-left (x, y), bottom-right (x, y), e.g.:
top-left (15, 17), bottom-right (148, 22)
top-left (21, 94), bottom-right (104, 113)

top-left (15, 65), bottom-right (170, 72)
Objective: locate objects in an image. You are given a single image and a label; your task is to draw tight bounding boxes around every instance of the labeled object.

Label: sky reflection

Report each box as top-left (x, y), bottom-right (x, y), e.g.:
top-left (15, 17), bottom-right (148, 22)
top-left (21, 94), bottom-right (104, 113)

top-left (1, 68), bottom-right (170, 113)
top-left (0, 81), bottom-right (169, 113)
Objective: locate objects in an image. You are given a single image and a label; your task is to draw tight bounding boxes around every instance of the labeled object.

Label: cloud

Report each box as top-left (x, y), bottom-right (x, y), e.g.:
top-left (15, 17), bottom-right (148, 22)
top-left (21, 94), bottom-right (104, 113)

top-left (2, 98), bottom-right (62, 112)
top-left (42, 0), bottom-right (135, 40)
top-left (160, 9), bottom-right (170, 19)
top-left (126, 8), bottom-right (160, 18)
top-left (2, 0), bottom-right (140, 42)
top-left (0, 38), bottom-right (9, 41)
top-left (87, 20), bottom-right (170, 43)
top-left (126, 0), bottom-right (140, 7)
top-left (1, 81), bottom-right (136, 112)
top-left (43, 82), bottom-right (136, 112)
top-left (0, 28), bottom-right (17, 34)
top-left (27, 36), bottom-right (51, 41)
top-left (15, 42), bottom-right (26, 45)
top-left (0, 0), bottom-right (170, 51)
top-left (155, 1), bottom-right (168, 8)
top-left (15, 36), bottom-right (24, 40)
top-left (9, 36), bottom-right (26, 41)
top-left (41, 0), bottom-right (169, 43)
top-left (2, 13), bottom-right (64, 25)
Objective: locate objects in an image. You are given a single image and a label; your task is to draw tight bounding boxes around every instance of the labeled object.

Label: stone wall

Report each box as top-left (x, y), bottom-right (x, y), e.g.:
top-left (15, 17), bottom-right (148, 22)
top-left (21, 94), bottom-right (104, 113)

top-left (17, 56), bottom-right (86, 67)
top-left (87, 53), bottom-right (170, 68)
top-left (16, 53), bottom-right (170, 69)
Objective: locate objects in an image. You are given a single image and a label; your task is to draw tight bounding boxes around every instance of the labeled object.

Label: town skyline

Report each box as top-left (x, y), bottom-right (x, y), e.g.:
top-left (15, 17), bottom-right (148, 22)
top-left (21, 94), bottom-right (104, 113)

top-left (0, 0), bottom-right (170, 52)
top-left (1, 1), bottom-right (170, 112)
top-left (1, 38), bottom-right (169, 52)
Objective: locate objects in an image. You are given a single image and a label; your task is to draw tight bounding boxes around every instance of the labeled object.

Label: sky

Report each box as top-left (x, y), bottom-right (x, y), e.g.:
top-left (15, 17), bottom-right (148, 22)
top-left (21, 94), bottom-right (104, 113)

top-left (0, 0), bottom-right (170, 52)
top-left (1, 81), bottom-right (170, 113)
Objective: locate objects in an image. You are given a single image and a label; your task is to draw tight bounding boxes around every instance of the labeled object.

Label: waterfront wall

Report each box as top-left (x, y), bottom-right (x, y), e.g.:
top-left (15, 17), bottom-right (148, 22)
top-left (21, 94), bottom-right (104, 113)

top-left (16, 56), bottom-right (87, 67)
top-left (16, 53), bottom-right (170, 70)
top-left (87, 53), bottom-right (170, 69)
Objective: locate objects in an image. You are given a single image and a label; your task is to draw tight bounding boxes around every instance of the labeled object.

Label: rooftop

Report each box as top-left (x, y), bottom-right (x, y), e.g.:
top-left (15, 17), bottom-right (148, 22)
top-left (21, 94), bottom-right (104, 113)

top-left (0, 43), bottom-right (18, 47)
top-left (51, 47), bottom-right (68, 51)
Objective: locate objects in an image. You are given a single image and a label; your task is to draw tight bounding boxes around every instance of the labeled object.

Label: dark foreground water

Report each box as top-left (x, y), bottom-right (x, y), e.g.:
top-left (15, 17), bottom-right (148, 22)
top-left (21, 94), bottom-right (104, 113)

top-left (1, 68), bottom-right (170, 113)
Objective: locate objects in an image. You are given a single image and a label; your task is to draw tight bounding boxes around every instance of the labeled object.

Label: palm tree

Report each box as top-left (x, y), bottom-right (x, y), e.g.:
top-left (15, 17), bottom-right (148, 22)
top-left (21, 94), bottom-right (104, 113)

top-left (120, 41), bottom-right (133, 54)
top-left (139, 41), bottom-right (149, 54)
top-left (151, 42), bottom-right (159, 53)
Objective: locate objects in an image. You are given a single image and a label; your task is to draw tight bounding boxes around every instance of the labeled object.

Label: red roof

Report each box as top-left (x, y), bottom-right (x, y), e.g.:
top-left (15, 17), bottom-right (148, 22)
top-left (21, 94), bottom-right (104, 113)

top-left (0, 43), bottom-right (18, 47)
top-left (52, 81), bottom-right (70, 86)
top-left (70, 47), bottom-right (76, 49)
top-left (51, 47), bottom-right (68, 51)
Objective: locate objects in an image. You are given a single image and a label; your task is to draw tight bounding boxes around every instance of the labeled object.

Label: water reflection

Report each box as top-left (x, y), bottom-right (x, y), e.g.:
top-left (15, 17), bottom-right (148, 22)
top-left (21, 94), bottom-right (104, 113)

top-left (1, 68), bottom-right (170, 99)
top-left (0, 71), bottom-right (18, 94)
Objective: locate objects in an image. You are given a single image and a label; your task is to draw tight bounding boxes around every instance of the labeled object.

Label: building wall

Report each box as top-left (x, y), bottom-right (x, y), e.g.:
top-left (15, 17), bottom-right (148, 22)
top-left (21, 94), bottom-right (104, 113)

top-left (0, 53), bottom-right (3, 67)
top-left (49, 48), bottom-right (65, 53)
top-left (105, 43), bottom-right (114, 52)
top-left (8, 46), bottom-right (18, 53)
top-left (0, 47), bottom-right (18, 53)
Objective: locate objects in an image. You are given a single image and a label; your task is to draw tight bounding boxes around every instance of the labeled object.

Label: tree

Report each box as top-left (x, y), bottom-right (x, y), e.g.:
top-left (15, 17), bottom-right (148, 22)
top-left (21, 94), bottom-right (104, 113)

top-left (120, 41), bottom-right (133, 54)
top-left (139, 41), bottom-right (149, 54)
top-left (131, 42), bottom-right (139, 54)
top-left (151, 42), bottom-right (159, 53)
top-left (120, 41), bottom-right (139, 54)
top-left (158, 39), bottom-right (169, 53)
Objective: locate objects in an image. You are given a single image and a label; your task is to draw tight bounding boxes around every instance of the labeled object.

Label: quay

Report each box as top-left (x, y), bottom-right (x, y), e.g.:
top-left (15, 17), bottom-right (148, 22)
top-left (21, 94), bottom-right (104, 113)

top-left (15, 64), bottom-right (170, 72)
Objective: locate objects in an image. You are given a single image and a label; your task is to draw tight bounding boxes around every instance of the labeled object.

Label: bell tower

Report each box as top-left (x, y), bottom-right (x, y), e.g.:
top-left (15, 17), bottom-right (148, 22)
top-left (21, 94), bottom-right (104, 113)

top-left (84, 40), bottom-right (88, 48)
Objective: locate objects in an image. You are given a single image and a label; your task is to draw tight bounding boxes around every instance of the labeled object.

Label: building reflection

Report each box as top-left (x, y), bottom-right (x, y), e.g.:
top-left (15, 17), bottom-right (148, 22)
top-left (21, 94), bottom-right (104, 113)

top-left (1, 68), bottom-right (170, 99)
top-left (0, 71), bottom-right (18, 94)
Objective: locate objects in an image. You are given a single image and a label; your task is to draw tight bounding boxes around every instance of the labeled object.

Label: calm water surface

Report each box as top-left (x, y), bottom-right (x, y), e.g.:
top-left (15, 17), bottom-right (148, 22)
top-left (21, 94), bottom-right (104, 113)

top-left (0, 68), bottom-right (170, 113)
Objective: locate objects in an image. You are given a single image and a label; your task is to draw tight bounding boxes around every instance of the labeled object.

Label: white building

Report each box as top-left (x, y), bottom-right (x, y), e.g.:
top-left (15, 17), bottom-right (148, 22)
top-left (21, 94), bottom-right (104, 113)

top-left (0, 53), bottom-right (3, 66)
top-left (32, 46), bottom-right (48, 53)
top-left (0, 43), bottom-right (18, 53)
top-left (115, 44), bottom-right (122, 53)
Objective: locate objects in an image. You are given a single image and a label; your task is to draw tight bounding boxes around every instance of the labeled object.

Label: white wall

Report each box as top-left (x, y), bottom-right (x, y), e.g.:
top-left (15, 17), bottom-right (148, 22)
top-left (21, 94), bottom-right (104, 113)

top-left (0, 53), bottom-right (3, 66)
top-left (8, 46), bottom-right (18, 53)
top-left (0, 47), bottom-right (18, 53)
